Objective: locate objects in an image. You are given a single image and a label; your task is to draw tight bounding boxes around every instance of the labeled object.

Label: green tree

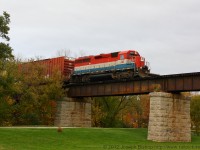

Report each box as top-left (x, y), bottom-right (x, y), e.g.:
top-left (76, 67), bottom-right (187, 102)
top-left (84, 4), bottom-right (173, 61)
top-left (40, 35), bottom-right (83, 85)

top-left (0, 11), bottom-right (14, 101)
top-left (0, 11), bottom-right (16, 125)
top-left (0, 11), bottom-right (13, 61)
top-left (191, 95), bottom-right (200, 136)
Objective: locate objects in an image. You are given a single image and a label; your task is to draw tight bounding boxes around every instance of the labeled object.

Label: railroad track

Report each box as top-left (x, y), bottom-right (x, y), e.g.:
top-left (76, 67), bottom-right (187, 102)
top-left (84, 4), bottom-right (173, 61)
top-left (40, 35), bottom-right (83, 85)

top-left (65, 72), bottom-right (200, 87)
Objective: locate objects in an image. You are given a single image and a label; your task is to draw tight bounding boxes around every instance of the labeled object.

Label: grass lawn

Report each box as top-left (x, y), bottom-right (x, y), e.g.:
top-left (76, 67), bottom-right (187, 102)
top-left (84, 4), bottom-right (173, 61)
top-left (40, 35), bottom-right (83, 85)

top-left (0, 128), bottom-right (199, 150)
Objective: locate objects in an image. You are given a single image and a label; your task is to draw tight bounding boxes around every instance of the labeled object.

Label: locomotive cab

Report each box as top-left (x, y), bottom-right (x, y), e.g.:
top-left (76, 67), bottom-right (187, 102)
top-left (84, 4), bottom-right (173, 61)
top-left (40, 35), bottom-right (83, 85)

top-left (128, 51), bottom-right (143, 67)
top-left (118, 50), bottom-right (150, 77)
top-left (130, 50), bottom-right (150, 77)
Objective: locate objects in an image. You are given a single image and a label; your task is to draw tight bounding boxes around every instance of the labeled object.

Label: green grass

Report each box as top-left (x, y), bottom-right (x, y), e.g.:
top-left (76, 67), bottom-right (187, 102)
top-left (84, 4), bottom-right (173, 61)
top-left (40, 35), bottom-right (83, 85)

top-left (0, 128), bottom-right (199, 150)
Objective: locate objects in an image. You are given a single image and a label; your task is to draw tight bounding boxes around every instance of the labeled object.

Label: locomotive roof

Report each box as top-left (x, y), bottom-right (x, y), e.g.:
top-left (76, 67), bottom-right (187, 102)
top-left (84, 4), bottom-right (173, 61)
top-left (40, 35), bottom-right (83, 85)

top-left (76, 50), bottom-right (140, 60)
top-left (119, 50), bottom-right (140, 55)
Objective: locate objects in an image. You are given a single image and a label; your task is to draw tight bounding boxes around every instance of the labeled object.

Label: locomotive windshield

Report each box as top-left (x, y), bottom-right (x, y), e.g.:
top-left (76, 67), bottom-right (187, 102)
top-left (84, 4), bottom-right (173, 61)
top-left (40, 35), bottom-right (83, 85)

top-left (130, 51), bottom-right (139, 56)
top-left (129, 51), bottom-right (139, 58)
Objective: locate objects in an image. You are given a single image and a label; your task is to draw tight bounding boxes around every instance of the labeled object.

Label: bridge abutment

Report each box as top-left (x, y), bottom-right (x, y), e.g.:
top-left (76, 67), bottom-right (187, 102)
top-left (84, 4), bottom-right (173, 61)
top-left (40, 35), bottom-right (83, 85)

top-left (148, 92), bottom-right (191, 142)
top-left (54, 97), bottom-right (91, 127)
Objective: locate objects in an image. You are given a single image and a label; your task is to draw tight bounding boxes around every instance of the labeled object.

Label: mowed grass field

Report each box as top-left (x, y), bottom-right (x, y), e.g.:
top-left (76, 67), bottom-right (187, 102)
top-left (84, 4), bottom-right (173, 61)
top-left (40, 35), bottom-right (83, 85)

top-left (0, 128), bottom-right (200, 150)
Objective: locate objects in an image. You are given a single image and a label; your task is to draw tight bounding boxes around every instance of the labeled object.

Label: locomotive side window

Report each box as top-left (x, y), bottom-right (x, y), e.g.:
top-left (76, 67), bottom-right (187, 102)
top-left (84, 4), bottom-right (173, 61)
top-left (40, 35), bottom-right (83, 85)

top-left (75, 59), bottom-right (83, 64)
top-left (111, 52), bottom-right (118, 58)
top-left (83, 58), bottom-right (91, 63)
top-left (75, 58), bottom-right (91, 64)
top-left (120, 55), bottom-right (124, 60)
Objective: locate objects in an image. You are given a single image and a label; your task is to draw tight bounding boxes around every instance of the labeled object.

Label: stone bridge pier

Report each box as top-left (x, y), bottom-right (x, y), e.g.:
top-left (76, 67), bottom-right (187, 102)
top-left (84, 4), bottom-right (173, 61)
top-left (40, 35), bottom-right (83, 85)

top-left (54, 97), bottom-right (91, 127)
top-left (148, 92), bottom-right (191, 142)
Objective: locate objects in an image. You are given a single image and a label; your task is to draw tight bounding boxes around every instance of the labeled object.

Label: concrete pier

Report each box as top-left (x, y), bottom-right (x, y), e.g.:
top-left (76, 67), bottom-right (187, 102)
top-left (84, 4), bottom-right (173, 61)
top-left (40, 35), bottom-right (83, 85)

top-left (54, 97), bottom-right (91, 127)
top-left (148, 92), bottom-right (191, 142)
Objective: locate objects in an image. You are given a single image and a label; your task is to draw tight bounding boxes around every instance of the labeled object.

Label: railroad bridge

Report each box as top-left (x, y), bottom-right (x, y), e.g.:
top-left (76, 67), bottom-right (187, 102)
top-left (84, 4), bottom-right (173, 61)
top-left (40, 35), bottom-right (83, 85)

top-left (55, 72), bottom-right (200, 142)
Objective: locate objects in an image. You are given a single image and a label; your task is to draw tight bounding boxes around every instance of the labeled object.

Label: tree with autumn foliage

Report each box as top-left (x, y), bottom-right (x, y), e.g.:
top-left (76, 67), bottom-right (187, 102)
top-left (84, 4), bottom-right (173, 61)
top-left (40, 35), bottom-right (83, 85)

top-left (120, 95), bottom-right (150, 128)
top-left (0, 58), bottom-right (65, 125)
top-left (92, 96), bottom-right (134, 127)
top-left (92, 95), bottom-right (150, 128)
top-left (0, 11), bottom-right (65, 125)
top-left (14, 60), bottom-right (65, 125)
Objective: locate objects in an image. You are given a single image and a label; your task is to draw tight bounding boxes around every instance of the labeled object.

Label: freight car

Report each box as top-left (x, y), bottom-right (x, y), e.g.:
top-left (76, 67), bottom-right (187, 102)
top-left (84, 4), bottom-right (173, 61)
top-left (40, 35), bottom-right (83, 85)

top-left (70, 50), bottom-right (150, 82)
top-left (19, 56), bottom-right (74, 81)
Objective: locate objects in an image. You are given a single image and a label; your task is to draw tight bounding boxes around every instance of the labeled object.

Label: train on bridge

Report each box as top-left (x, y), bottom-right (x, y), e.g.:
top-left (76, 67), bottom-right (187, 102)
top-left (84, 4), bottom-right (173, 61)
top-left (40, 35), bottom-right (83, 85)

top-left (71, 50), bottom-right (150, 82)
top-left (19, 50), bottom-right (150, 83)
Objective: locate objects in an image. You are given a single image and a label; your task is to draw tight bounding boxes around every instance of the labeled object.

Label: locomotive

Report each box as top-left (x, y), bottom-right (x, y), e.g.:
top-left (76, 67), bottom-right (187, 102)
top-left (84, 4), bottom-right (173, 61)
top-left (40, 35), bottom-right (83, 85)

top-left (70, 50), bottom-right (150, 82)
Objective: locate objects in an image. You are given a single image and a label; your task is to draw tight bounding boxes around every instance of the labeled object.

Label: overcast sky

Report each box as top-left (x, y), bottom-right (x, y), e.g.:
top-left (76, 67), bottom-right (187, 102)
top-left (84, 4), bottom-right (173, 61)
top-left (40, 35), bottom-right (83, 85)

top-left (1, 0), bottom-right (200, 74)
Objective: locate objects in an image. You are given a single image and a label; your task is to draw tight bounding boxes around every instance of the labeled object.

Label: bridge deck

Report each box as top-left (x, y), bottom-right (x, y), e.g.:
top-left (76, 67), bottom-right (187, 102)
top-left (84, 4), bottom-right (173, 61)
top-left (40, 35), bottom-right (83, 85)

top-left (66, 72), bottom-right (200, 97)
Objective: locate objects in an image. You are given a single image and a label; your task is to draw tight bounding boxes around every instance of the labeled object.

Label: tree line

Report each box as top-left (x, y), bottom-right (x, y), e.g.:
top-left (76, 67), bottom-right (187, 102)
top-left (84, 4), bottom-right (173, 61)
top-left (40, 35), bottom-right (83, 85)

top-left (0, 12), bottom-right (64, 126)
top-left (0, 12), bottom-right (199, 135)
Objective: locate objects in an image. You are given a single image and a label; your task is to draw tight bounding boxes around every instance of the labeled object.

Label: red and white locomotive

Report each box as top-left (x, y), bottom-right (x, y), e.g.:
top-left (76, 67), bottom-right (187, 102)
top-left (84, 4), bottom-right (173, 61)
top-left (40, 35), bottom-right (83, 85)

top-left (71, 50), bottom-right (150, 82)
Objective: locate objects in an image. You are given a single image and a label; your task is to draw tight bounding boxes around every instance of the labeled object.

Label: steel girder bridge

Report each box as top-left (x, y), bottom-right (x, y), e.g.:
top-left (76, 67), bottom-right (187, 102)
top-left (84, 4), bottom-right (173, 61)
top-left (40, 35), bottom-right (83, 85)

top-left (66, 72), bottom-right (200, 98)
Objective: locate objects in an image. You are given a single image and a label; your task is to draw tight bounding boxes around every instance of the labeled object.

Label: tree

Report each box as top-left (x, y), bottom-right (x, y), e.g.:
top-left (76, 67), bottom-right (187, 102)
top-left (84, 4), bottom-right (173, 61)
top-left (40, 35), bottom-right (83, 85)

top-left (92, 96), bottom-right (135, 127)
top-left (121, 95), bottom-right (150, 128)
top-left (56, 49), bottom-right (71, 57)
top-left (138, 95), bottom-right (150, 127)
top-left (191, 95), bottom-right (200, 136)
top-left (0, 60), bottom-right (20, 125)
top-left (15, 60), bottom-right (65, 125)
top-left (0, 12), bottom-right (65, 126)
top-left (0, 11), bottom-right (14, 102)
top-left (0, 58), bottom-right (65, 126)
top-left (0, 11), bottom-right (16, 125)
top-left (0, 11), bottom-right (13, 61)
top-left (92, 95), bottom-right (150, 128)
